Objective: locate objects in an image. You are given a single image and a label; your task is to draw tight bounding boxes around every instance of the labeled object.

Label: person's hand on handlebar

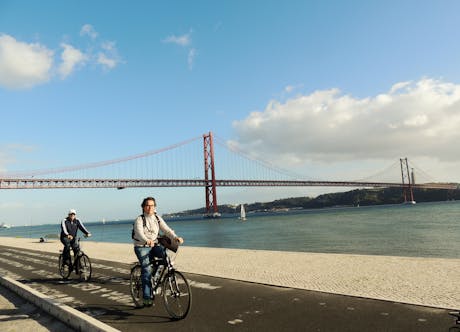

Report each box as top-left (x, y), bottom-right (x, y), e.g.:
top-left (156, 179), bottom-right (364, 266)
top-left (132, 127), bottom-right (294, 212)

top-left (85, 233), bottom-right (92, 238)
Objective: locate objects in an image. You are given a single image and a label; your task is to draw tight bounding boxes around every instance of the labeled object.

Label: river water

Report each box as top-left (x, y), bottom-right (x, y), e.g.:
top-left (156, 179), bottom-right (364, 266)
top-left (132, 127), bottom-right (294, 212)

top-left (1, 201), bottom-right (459, 258)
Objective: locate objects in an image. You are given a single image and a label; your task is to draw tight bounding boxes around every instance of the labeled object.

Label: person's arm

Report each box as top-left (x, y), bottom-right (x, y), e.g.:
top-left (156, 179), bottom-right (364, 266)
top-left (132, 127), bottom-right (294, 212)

top-left (61, 219), bottom-right (71, 239)
top-left (157, 215), bottom-right (184, 244)
top-left (77, 220), bottom-right (91, 236)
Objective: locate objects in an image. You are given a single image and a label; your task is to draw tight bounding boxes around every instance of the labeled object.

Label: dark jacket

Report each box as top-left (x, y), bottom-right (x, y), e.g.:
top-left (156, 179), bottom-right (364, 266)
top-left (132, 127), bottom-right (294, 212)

top-left (60, 217), bottom-right (90, 238)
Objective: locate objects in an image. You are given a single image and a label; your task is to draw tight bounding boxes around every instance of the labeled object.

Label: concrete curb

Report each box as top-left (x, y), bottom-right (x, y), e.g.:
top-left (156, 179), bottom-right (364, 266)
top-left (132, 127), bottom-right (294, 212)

top-left (0, 276), bottom-right (120, 332)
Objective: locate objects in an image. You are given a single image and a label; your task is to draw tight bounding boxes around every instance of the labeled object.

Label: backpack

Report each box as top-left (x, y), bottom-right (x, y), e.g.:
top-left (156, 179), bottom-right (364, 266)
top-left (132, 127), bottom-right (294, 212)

top-left (131, 214), bottom-right (160, 241)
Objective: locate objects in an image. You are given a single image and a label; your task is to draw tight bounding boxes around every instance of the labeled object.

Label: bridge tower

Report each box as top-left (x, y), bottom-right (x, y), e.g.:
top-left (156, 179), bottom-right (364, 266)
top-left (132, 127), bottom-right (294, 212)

top-left (400, 157), bottom-right (415, 204)
top-left (203, 132), bottom-right (219, 217)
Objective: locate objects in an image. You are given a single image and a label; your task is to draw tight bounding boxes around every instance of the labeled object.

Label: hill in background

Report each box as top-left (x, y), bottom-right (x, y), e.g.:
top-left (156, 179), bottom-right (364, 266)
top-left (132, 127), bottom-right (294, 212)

top-left (165, 187), bottom-right (460, 217)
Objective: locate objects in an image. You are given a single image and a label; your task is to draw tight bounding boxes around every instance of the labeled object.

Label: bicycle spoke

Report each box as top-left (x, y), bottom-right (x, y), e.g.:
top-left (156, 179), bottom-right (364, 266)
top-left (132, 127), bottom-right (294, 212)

top-left (78, 254), bottom-right (92, 281)
top-left (58, 254), bottom-right (71, 279)
top-left (162, 270), bottom-right (192, 320)
top-left (130, 264), bottom-right (143, 308)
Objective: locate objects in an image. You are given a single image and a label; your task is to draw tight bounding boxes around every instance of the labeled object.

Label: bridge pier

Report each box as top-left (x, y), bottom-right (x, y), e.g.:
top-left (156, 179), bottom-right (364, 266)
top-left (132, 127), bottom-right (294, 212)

top-left (203, 132), bottom-right (220, 218)
top-left (400, 158), bottom-right (416, 204)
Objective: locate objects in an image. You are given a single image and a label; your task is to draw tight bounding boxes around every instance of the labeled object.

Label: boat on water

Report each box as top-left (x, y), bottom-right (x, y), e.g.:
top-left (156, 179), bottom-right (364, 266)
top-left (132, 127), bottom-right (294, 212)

top-left (238, 204), bottom-right (247, 221)
top-left (204, 212), bottom-right (222, 219)
top-left (0, 222), bottom-right (11, 229)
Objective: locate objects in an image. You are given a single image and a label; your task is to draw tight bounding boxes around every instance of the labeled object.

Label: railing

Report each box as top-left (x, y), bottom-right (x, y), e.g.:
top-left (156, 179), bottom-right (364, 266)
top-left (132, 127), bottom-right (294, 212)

top-left (0, 178), bottom-right (456, 190)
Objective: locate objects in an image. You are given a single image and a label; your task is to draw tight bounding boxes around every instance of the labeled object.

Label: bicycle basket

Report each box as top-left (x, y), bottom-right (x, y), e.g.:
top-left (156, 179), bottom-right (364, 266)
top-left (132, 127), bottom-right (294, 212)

top-left (158, 236), bottom-right (179, 253)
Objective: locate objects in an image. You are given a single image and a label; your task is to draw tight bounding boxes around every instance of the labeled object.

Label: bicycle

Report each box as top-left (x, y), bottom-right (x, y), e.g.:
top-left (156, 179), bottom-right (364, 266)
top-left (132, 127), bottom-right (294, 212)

top-left (58, 236), bottom-right (92, 281)
top-left (449, 311), bottom-right (460, 332)
top-left (130, 236), bottom-right (192, 320)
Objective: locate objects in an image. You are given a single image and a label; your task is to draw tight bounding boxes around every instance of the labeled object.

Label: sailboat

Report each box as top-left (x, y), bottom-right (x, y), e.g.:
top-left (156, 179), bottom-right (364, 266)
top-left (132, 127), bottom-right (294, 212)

top-left (238, 204), bottom-right (247, 221)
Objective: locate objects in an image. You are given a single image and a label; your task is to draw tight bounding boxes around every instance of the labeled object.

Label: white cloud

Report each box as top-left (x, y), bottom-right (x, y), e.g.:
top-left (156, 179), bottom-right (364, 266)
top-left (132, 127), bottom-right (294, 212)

top-left (284, 85), bottom-right (295, 93)
top-left (97, 41), bottom-right (122, 69)
top-left (0, 34), bottom-right (53, 89)
top-left (231, 78), bottom-right (460, 182)
top-left (80, 24), bottom-right (98, 39)
top-left (163, 30), bottom-right (196, 69)
top-left (58, 43), bottom-right (87, 78)
top-left (97, 53), bottom-right (117, 69)
top-left (188, 48), bottom-right (196, 70)
top-left (163, 32), bottom-right (192, 46)
top-left (0, 26), bottom-right (122, 89)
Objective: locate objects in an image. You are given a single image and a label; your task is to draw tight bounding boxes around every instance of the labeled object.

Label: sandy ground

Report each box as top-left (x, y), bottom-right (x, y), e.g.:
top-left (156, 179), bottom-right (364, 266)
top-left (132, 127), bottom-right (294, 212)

top-left (1, 236), bottom-right (459, 310)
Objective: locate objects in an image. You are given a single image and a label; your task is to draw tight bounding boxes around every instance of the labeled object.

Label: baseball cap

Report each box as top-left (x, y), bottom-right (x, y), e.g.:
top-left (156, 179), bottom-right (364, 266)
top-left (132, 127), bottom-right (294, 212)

top-left (68, 209), bottom-right (77, 215)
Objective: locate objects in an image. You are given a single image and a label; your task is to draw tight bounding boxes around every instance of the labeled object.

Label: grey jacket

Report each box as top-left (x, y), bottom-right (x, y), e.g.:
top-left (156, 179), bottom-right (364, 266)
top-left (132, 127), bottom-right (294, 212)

top-left (132, 213), bottom-right (177, 247)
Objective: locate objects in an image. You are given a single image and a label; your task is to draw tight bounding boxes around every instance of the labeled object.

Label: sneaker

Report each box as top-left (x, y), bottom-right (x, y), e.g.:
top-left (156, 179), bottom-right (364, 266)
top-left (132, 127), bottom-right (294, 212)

top-left (143, 299), bottom-right (153, 307)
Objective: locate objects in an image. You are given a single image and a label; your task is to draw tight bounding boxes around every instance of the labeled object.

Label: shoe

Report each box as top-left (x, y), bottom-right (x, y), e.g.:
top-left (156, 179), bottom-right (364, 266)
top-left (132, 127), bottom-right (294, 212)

top-left (143, 299), bottom-right (154, 307)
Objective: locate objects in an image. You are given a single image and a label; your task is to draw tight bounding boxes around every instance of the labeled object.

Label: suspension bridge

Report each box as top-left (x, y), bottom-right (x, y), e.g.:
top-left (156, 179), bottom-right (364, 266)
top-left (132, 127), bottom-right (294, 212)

top-left (0, 132), bottom-right (456, 216)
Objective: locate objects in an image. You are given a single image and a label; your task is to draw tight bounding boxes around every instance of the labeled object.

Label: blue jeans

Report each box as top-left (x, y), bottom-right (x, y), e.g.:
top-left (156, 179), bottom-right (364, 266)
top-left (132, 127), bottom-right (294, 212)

top-left (134, 245), bottom-right (166, 300)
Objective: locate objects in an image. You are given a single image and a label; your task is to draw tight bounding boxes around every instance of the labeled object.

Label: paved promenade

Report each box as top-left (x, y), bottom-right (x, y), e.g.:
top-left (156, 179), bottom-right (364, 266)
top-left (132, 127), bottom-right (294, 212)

top-left (0, 237), bottom-right (460, 309)
top-left (1, 236), bottom-right (459, 311)
top-left (0, 283), bottom-right (71, 332)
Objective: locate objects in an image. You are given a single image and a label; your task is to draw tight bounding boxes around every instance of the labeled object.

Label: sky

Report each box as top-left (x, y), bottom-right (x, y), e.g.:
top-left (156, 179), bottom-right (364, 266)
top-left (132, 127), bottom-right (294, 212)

top-left (1, 0), bottom-right (460, 226)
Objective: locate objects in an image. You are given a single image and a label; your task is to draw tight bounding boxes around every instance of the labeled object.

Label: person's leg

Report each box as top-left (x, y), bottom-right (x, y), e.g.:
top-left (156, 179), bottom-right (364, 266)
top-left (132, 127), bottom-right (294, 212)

top-left (149, 245), bottom-right (166, 297)
top-left (70, 237), bottom-right (79, 257)
top-left (60, 237), bottom-right (71, 265)
top-left (134, 246), bottom-right (153, 302)
top-left (150, 245), bottom-right (166, 270)
top-left (69, 237), bottom-right (79, 271)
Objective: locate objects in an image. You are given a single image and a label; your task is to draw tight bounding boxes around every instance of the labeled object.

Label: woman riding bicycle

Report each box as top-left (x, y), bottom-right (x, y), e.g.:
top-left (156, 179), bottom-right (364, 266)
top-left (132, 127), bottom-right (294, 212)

top-left (60, 209), bottom-right (91, 268)
top-left (133, 197), bottom-right (184, 307)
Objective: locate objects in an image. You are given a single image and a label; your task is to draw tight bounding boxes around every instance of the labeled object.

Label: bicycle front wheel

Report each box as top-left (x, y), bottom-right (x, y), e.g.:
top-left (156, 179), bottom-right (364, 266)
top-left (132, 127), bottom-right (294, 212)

top-left (77, 254), bottom-right (92, 281)
top-left (162, 270), bottom-right (192, 320)
top-left (130, 264), bottom-right (143, 308)
top-left (58, 254), bottom-right (71, 279)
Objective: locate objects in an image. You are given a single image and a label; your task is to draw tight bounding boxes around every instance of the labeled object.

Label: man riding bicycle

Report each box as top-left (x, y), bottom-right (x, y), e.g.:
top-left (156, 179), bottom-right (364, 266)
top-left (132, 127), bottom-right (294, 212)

top-left (60, 209), bottom-right (91, 268)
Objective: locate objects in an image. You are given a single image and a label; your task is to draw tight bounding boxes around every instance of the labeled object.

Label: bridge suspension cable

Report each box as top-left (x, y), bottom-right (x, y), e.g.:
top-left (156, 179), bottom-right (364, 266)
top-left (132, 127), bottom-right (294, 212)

top-left (213, 135), bottom-right (308, 180)
top-left (1, 135), bottom-right (202, 178)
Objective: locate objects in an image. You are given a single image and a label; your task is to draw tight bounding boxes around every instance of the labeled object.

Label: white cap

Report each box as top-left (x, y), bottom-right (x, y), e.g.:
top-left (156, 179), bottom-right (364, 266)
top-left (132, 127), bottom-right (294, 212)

top-left (68, 209), bottom-right (77, 215)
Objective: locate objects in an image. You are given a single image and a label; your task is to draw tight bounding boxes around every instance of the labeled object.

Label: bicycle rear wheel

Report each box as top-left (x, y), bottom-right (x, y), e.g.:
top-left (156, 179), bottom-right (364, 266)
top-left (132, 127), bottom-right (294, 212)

top-left (77, 254), bottom-right (92, 281)
top-left (130, 264), bottom-right (143, 308)
top-left (162, 270), bottom-right (191, 320)
top-left (58, 254), bottom-right (71, 279)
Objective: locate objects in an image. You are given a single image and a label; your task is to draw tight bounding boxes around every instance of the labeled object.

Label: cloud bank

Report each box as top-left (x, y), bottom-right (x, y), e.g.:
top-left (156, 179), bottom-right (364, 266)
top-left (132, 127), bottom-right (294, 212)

top-left (0, 24), bottom-right (122, 89)
top-left (231, 78), bottom-right (460, 181)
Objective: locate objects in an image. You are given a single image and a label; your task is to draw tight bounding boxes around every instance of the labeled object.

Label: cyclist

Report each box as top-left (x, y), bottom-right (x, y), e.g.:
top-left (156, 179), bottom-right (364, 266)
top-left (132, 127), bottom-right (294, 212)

top-left (60, 209), bottom-right (91, 268)
top-left (133, 197), bottom-right (184, 307)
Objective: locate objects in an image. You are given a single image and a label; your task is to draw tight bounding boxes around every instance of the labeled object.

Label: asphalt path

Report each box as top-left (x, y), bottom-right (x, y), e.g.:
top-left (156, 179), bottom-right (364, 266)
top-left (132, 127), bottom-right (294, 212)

top-left (0, 245), bottom-right (454, 331)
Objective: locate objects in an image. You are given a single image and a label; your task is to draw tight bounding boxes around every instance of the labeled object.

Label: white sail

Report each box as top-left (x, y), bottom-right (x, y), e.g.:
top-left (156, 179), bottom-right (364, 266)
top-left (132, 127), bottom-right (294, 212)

top-left (239, 204), bottom-right (247, 221)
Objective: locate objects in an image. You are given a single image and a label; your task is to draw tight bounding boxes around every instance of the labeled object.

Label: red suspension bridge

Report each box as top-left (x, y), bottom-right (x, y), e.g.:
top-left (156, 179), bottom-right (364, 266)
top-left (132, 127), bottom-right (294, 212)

top-left (0, 132), bottom-right (456, 216)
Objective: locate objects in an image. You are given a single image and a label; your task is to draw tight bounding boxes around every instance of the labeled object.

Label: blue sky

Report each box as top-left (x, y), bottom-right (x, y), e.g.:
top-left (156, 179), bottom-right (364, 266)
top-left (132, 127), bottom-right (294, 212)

top-left (1, 0), bottom-right (460, 226)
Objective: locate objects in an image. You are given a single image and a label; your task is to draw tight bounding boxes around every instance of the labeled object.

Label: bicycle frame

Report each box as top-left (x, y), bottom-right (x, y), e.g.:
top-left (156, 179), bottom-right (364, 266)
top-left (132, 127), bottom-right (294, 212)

top-left (58, 237), bottom-right (92, 281)
top-left (130, 243), bottom-right (192, 319)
